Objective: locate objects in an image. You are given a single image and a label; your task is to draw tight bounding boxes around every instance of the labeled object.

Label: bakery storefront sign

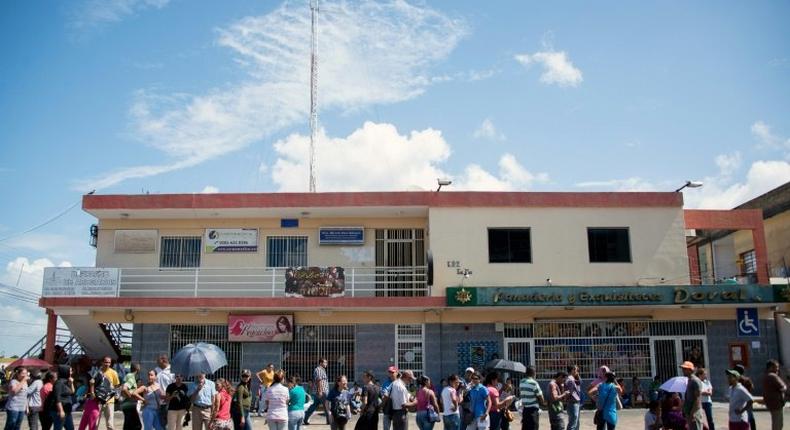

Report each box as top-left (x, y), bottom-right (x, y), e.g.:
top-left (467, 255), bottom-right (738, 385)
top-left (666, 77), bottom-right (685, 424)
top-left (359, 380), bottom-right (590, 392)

top-left (447, 284), bottom-right (783, 307)
top-left (228, 315), bottom-right (293, 342)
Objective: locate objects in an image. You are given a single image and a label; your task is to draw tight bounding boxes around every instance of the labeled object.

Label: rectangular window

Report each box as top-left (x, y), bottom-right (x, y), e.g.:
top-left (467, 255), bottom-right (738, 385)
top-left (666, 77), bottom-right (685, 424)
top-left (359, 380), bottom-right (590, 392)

top-left (267, 236), bottom-right (308, 267)
top-left (587, 228), bottom-right (631, 263)
top-left (159, 236), bottom-right (201, 268)
top-left (488, 228), bottom-right (532, 263)
top-left (740, 250), bottom-right (756, 274)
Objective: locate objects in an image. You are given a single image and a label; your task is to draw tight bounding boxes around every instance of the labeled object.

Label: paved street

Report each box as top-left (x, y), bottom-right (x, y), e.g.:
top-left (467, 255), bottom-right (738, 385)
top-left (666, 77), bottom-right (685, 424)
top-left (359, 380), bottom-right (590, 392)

top-left (3, 404), bottom-right (788, 430)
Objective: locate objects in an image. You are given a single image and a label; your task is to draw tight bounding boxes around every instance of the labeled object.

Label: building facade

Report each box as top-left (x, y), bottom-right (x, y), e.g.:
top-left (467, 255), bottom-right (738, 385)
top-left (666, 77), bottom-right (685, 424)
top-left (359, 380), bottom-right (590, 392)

top-left (39, 191), bottom-right (787, 398)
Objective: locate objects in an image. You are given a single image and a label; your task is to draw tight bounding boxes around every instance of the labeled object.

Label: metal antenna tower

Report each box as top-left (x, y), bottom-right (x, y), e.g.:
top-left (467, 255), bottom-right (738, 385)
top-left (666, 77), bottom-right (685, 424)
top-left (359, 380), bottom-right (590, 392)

top-left (308, 0), bottom-right (318, 192)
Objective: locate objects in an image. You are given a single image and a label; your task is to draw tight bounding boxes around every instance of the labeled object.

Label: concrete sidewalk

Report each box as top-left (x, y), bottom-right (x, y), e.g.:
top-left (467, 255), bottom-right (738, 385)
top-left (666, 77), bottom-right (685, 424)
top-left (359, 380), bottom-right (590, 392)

top-left (3, 404), bottom-right (787, 430)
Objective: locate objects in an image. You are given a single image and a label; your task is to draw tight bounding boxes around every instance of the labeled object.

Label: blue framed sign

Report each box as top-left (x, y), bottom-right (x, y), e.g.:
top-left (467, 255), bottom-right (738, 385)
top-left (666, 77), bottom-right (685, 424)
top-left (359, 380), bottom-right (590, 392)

top-left (319, 227), bottom-right (364, 245)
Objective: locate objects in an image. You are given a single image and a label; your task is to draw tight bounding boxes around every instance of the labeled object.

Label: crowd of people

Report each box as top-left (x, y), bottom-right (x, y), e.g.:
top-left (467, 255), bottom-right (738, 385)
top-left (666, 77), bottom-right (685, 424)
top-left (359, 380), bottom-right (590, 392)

top-left (3, 355), bottom-right (788, 430)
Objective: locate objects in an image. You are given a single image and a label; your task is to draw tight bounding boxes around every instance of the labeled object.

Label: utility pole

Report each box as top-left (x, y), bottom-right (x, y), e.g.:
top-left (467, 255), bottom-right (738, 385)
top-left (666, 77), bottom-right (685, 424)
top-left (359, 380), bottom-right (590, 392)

top-left (309, 0), bottom-right (318, 193)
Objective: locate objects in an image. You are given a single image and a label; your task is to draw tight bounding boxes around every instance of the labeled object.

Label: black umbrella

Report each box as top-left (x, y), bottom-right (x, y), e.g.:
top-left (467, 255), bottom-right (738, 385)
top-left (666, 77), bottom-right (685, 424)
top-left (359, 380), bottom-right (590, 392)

top-left (485, 359), bottom-right (527, 373)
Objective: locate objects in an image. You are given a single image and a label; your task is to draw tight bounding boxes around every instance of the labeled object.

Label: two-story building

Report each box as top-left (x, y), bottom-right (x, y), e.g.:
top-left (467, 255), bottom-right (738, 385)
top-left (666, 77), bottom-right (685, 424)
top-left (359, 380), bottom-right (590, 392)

top-left (38, 191), bottom-right (788, 397)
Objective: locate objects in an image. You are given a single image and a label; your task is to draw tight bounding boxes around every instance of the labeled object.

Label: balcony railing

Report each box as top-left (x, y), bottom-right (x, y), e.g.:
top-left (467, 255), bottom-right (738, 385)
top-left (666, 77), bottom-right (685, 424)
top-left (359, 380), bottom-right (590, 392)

top-left (44, 266), bottom-right (430, 298)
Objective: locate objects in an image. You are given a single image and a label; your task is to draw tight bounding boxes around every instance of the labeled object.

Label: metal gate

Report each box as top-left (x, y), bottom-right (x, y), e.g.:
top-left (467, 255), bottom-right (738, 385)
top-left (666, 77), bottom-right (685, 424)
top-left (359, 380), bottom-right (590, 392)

top-left (651, 337), bottom-right (708, 380)
top-left (170, 325), bottom-right (242, 381)
top-left (504, 340), bottom-right (532, 372)
top-left (283, 325), bottom-right (356, 383)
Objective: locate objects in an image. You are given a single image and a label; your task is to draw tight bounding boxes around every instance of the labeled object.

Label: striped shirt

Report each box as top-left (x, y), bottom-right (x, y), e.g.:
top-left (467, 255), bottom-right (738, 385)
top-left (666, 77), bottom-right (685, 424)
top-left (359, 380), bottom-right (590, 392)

top-left (519, 377), bottom-right (543, 408)
top-left (312, 366), bottom-right (328, 395)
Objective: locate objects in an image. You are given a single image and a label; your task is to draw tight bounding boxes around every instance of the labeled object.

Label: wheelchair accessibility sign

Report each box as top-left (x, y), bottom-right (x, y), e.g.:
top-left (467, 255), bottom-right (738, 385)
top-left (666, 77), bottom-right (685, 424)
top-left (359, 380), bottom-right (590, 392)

top-left (737, 308), bottom-right (760, 337)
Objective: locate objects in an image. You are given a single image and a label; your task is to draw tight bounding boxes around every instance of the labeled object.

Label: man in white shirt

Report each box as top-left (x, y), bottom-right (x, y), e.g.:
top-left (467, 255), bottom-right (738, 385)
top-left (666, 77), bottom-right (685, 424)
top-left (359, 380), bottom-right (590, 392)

top-left (156, 354), bottom-right (175, 429)
top-left (390, 370), bottom-right (416, 430)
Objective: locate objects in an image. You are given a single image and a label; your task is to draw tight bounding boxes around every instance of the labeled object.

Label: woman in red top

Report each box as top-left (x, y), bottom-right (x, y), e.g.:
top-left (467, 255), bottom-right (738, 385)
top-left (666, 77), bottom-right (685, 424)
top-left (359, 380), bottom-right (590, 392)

top-left (40, 371), bottom-right (58, 430)
top-left (211, 378), bottom-right (233, 430)
top-left (485, 372), bottom-right (514, 430)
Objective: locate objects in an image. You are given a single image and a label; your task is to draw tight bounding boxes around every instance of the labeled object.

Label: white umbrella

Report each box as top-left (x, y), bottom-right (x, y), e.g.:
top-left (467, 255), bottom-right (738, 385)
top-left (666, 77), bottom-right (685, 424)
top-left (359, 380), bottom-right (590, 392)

top-left (660, 376), bottom-right (687, 393)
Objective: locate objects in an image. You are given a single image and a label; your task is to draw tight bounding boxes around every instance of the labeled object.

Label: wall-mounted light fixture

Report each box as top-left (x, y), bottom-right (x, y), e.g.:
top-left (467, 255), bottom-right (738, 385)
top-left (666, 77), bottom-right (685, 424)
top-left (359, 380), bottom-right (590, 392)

top-left (124, 309), bottom-right (134, 322)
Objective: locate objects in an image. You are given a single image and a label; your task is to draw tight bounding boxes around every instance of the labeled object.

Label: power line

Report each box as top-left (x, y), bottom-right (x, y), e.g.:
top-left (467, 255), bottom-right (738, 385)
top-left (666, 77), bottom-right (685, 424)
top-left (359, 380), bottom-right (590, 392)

top-left (0, 196), bottom-right (84, 243)
top-left (0, 319), bottom-right (46, 326)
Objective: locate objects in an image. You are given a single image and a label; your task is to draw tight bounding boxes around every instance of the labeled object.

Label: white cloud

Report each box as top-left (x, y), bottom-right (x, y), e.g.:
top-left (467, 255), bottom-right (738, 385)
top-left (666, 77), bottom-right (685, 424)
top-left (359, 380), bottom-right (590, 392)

top-left (514, 50), bottom-right (583, 87)
top-left (271, 122), bottom-right (546, 192)
top-left (4, 234), bottom-right (79, 260)
top-left (200, 186), bottom-right (219, 194)
top-left (473, 118), bottom-right (505, 141)
top-left (714, 151), bottom-right (742, 177)
top-left (1, 257), bottom-right (72, 295)
top-left (75, 1), bottom-right (467, 191)
top-left (71, 0), bottom-right (170, 29)
top-left (686, 160), bottom-right (790, 209)
top-left (575, 177), bottom-right (657, 191)
top-left (751, 120), bottom-right (790, 154)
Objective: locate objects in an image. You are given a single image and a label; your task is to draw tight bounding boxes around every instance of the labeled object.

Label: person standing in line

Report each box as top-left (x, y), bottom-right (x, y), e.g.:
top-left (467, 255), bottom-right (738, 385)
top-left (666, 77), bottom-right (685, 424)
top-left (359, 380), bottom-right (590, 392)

top-left (762, 359), bottom-right (787, 430)
top-left (733, 364), bottom-right (756, 430)
top-left (588, 371), bottom-right (621, 430)
top-left (256, 363), bottom-right (276, 417)
top-left (465, 372), bottom-right (490, 430)
top-left (325, 375), bottom-right (353, 430)
top-left (120, 364), bottom-right (143, 430)
top-left (136, 370), bottom-right (163, 430)
top-left (288, 375), bottom-right (309, 430)
top-left (415, 376), bottom-right (441, 430)
top-left (485, 372), bottom-right (513, 430)
top-left (681, 361), bottom-right (704, 430)
top-left (266, 371), bottom-right (291, 430)
top-left (726, 369), bottom-right (753, 430)
top-left (5, 367), bottom-right (30, 430)
top-left (155, 355), bottom-right (174, 430)
top-left (209, 379), bottom-right (233, 430)
top-left (27, 369), bottom-right (44, 430)
top-left (77, 371), bottom-right (102, 430)
top-left (547, 372), bottom-right (569, 430)
top-left (354, 370), bottom-right (380, 430)
top-left (381, 367), bottom-right (399, 430)
top-left (390, 370), bottom-right (417, 430)
top-left (188, 372), bottom-right (217, 430)
top-left (441, 375), bottom-right (460, 430)
top-left (499, 378), bottom-right (516, 430)
top-left (519, 367), bottom-right (544, 430)
top-left (164, 374), bottom-right (190, 430)
top-left (52, 365), bottom-right (76, 430)
top-left (232, 370), bottom-right (253, 430)
top-left (304, 358), bottom-right (329, 425)
top-left (40, 371), bottom-right (58, 430)
top-left (644, 400), bottom-right (662, 430)
top-left (97, 357), bottom-right (120, 430)
top-left (564, 366), bottom-right (581, 430)
top-left (696, 368), bottom-right (715, 430)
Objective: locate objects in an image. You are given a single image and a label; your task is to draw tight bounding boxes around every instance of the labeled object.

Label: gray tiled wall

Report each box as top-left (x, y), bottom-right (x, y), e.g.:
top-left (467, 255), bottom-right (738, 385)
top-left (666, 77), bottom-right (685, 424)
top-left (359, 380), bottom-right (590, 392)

top-left (427, 323), bottom-right (501, 380)
top-left (707, 319), bottom-right (779, 399)
top-left (355, 324), bottom-right (396, 382)
top-left (131, 323), bottom-right (171, 374)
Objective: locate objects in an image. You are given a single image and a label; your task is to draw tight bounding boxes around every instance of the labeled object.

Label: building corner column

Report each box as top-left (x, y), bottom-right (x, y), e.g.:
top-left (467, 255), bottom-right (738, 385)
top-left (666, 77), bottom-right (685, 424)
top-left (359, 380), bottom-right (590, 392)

top-left (45, 309), bottom-right (56, 363)
top-left (752, 222), bottom-right (770, 285)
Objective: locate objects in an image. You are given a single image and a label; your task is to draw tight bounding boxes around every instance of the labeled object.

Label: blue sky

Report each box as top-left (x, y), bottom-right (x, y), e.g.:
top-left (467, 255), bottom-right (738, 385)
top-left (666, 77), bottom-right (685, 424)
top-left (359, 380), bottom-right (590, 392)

top-left (0, 0), bottom-right (789, 354)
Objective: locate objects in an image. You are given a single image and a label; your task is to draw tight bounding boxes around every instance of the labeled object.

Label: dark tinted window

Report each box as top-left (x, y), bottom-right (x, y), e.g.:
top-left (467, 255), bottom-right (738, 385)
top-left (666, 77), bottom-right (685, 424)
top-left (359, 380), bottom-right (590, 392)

top-left (587, 228), bottom-right (631, 263)
top-left (488, 228), bottom-right (531, 263)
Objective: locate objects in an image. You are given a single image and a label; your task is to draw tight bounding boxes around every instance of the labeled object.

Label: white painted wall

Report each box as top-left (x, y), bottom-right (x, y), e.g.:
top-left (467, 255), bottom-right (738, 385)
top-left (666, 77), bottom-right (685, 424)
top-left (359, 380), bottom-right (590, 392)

top-left (429, 206), bottom-right (689, 292)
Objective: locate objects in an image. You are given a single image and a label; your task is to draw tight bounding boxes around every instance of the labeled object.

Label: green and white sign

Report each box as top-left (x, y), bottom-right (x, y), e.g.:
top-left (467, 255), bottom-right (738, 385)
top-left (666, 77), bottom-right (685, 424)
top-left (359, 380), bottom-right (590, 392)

top-left (447, 284), bottom-right (786, 307)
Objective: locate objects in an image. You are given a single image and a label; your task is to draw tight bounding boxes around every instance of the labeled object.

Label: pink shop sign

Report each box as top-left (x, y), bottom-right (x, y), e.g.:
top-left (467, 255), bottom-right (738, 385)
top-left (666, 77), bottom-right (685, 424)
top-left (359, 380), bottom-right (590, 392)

top-left (228, 315), bottom-right (294, 342)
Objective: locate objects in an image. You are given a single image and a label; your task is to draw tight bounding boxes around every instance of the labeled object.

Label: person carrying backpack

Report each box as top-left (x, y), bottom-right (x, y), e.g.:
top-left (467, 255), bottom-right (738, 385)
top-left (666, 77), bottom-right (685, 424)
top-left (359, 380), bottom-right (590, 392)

top-left (325, 375), bottom-right (352, 430)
